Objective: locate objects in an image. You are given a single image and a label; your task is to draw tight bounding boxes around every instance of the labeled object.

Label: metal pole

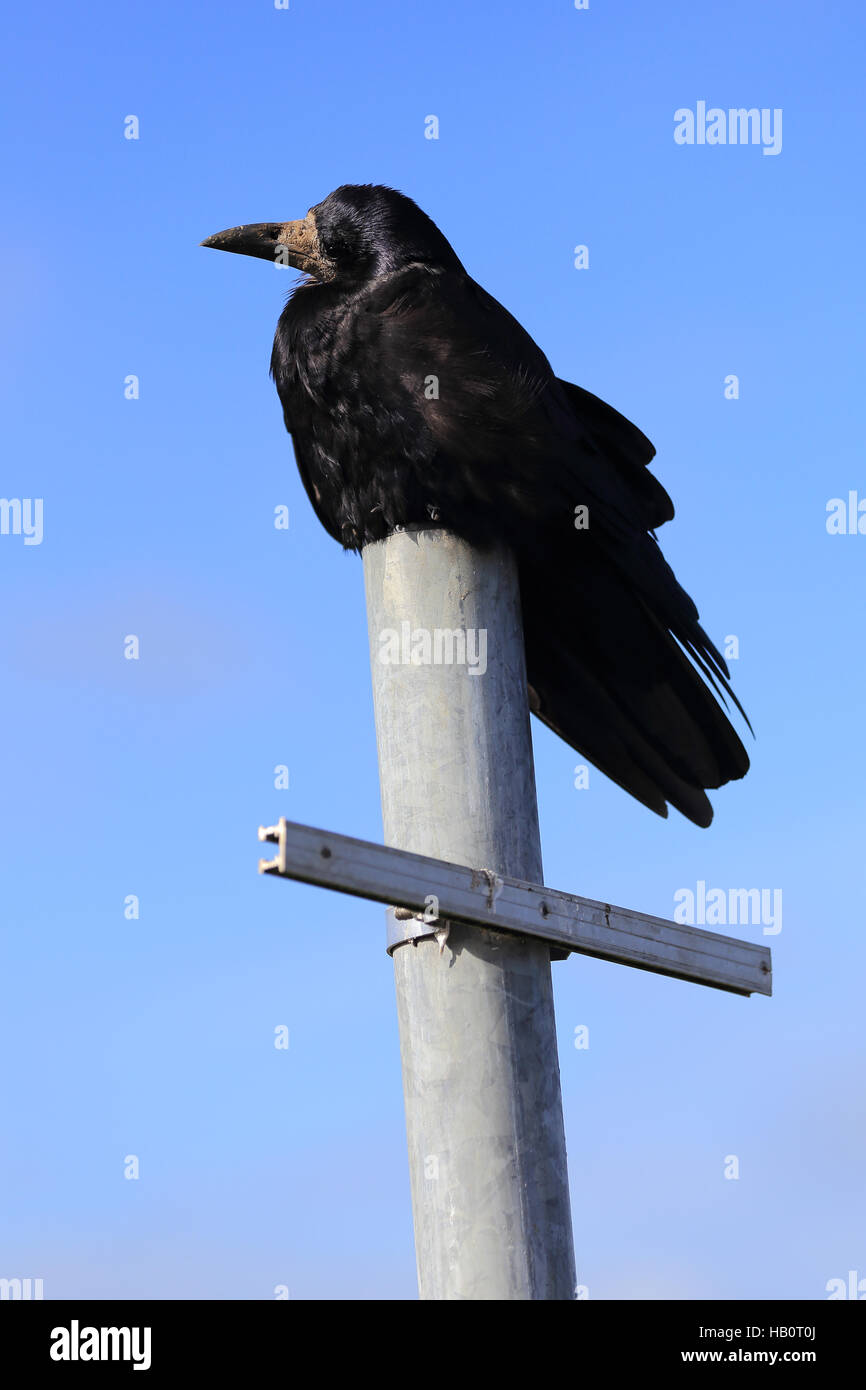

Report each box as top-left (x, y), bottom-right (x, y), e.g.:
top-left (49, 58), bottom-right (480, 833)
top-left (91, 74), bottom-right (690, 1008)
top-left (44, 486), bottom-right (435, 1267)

top-left (363, 527), bottom-right (576, 1300)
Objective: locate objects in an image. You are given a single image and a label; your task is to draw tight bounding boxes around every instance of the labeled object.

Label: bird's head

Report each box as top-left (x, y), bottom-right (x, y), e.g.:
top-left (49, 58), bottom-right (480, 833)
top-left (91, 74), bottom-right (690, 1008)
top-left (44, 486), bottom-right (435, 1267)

top-left (201, 184), bottom-right (463, 284)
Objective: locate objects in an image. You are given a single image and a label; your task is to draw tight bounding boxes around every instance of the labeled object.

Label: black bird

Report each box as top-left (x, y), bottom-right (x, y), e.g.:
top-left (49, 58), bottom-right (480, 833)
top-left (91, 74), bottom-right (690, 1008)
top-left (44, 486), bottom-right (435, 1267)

top-left (202, 184), bottom-right (750, 826)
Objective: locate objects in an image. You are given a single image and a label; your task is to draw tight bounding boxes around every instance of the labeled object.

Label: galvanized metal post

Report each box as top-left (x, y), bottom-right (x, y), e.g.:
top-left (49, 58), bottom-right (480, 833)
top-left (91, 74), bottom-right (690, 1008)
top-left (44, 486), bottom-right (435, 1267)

top-left (362, 527), bottom-right (576, 1300)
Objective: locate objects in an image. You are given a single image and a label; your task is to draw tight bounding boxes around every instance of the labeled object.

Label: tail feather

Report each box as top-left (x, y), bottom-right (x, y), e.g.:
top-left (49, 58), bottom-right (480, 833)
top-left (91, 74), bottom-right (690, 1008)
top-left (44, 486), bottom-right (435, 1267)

top-left (519, 548), bottom-right (750, 827)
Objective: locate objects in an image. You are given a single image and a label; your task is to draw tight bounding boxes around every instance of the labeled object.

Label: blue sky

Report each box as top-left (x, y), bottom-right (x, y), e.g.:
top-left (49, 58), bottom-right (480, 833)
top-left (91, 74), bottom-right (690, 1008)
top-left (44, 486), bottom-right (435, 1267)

top-left (1, 0), bottom-right (864, 1299)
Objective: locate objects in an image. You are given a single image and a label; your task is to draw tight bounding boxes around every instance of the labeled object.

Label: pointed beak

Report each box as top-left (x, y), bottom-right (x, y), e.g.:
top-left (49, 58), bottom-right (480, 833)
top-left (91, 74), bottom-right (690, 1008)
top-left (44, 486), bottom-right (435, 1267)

top-left (200, 222), bottom-right (285, 261)
top-left (200, 212), bottom-right (335, 279)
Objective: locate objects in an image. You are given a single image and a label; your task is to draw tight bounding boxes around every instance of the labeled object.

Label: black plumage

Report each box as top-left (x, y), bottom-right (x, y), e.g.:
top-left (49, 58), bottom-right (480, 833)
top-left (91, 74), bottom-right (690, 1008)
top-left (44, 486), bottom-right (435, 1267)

top-left (202, 184), bottom-right (750, 826)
